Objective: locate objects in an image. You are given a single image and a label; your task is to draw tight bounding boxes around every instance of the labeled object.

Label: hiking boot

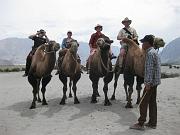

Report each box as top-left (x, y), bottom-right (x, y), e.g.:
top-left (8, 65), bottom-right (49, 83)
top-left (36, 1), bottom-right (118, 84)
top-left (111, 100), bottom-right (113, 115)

top-left (130, 123), bottom-right (145, 130)
top-left (22, 73), bottom-right (28, 77)
top-left (144, 123), bottom-right (156, 129)
top-left (110, 53), bottom-right (117, 59)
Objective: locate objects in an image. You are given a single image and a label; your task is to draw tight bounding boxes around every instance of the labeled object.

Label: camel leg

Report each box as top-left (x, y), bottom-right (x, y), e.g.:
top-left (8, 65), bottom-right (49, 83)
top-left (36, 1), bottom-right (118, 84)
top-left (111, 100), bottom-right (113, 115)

top-left (59, 74), bottom-right (68, 105)
top-left (41, 75), bottom-right (52, 105)
top-left (136, 76), bottom-right (144, 104)
top-left (37, 79), bottom-right (41, 103)
top-left (69, 79), bottom-right (73, 98)
top-left (28, 75), bottom-right (38, 109)
top-left (124, 81), bottom-right (128, 101)
top-left (125, 86), bottom-right (133, 108)
top-left (90, 75), bottom-right (99, 104)
top-left (111, 70), bottom-right (120, 100)
top-left (103, 72), bottom-right (113, 106)
top-left (72, 74), bottom-right (81, 104)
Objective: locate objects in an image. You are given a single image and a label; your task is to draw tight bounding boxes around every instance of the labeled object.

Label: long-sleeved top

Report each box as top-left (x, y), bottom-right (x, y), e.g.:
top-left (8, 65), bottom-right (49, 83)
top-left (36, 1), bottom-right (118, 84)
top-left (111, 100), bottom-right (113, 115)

top-left (61, 37), bottom-right (74, 49)
top-left (144, 47), bottom-right (161, 86)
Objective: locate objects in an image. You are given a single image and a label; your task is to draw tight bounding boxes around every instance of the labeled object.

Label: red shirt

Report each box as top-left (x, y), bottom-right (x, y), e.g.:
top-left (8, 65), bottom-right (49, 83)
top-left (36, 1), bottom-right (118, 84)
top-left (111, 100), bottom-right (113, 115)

top-left (89, 32), bottom-right (105, 48)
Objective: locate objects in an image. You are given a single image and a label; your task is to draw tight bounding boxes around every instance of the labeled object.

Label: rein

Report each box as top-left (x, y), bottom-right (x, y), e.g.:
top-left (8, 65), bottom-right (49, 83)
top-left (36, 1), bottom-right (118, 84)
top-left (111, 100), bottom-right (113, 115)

top-left (99, 49), bottom-right (113, 73)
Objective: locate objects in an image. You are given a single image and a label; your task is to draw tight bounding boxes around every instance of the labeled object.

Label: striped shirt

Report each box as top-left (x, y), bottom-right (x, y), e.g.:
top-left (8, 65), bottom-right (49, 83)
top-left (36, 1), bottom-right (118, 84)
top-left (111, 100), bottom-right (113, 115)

top-left (144, 47), bottom-right (161, 86)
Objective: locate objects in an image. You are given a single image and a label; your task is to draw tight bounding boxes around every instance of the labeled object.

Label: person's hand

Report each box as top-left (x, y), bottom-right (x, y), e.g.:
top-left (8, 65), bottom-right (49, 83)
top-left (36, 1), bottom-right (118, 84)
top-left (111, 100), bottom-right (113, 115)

top-left (120, 48), bottom-right (126, 57)
top-left (144, 84), bottom-right (151, 91)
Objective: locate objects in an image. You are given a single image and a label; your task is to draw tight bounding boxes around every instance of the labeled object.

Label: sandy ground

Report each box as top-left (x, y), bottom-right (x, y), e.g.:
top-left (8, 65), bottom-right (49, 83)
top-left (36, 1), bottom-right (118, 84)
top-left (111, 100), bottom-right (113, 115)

top-left (0, 67), bottom-right (180, 135)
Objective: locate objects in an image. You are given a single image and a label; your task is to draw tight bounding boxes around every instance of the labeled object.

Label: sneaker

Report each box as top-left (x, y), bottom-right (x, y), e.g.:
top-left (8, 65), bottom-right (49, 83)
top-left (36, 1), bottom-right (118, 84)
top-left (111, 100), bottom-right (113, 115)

top-left (22, 73), bottom-right (28, 77)
top-left (144, 123), bottom-right (156, 129)
top-left (130, 123), bottom-right (145, 130)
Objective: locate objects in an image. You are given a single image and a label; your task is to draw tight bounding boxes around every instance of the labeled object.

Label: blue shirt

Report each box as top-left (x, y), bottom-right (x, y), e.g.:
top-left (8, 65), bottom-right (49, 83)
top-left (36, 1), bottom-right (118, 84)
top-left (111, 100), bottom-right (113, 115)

top-left (61, 38), bottom-right (74, 49)
top-left (144, 47), bottom-right (161, 86)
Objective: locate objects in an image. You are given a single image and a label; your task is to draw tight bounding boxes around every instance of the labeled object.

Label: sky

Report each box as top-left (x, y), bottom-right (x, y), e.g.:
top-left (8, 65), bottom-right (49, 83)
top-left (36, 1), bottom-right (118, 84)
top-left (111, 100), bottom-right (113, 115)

top-left (1, 0), bottom-right (180, 46)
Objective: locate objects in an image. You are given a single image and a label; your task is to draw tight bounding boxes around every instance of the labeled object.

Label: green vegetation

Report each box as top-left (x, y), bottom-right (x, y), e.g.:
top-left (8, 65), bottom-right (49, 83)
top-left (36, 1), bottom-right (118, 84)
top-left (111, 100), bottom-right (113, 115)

top-left (0, 65), bottom-right (25, 72)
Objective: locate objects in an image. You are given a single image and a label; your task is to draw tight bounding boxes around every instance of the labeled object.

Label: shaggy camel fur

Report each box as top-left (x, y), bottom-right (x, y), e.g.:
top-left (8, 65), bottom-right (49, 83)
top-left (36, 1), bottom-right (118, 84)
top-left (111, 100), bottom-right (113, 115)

top-left (28, 41), bottom-right (60, 109)
top-left (58, 40), bottom-right (81, 105)
top-left (89, 38), bottom-right (113, 106)
top-left (111, 38), bottom-right (145, 108)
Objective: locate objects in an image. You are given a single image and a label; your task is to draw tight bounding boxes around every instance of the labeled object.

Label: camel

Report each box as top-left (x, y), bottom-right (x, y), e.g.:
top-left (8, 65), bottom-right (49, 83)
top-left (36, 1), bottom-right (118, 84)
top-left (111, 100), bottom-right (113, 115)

top-left (111, 37), bottom-right (165, 108)
top-left (58, 40), bottom-right (81, 105)
top-left (88, 38), bottom-right (113, 106)
top-left (111, 38), bottom-right (145, 108)
top-left (28, 41), bottom-right (60, 109)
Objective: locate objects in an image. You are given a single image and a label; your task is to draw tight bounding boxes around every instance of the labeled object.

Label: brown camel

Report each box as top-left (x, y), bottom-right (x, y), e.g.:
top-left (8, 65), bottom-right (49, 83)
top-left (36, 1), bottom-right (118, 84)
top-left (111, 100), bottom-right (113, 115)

top-left (111, 37), bottom-right (164, 108)
top-left (88, 38), bottom-right (113, 106)
top-left (111, 38), bottom-right (145, 108)
top-left (28, 41), bottom-right (60, 109)
top-left (58, 40), bottom-right (81, 105)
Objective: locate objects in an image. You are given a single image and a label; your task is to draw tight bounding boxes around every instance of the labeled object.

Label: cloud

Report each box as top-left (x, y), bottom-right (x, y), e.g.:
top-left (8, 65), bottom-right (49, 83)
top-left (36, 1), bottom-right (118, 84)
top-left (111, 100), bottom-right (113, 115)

top-left (0, 0), bottom-right (180, 45)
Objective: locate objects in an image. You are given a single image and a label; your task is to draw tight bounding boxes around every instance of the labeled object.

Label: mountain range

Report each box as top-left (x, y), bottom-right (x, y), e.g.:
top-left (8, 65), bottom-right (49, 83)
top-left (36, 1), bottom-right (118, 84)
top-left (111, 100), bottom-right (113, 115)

top-left (0, 37), bottom-right (180, 65)
top-left (160, 37), bottom-right (180, 65)
top-left (0, 37), bottom-right (120, 65)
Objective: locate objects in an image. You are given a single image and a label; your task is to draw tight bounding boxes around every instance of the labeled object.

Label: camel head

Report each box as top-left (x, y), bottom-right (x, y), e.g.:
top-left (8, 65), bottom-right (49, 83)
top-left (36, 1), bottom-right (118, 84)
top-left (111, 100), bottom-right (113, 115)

top-left (46, 40), bottom-right (60, 52)
top-left (69, 40), bottom-right (79, 54)
top-left (153, 37), bottom-right (165, 50)
top-left (96, 38), bottom-right (110, 51)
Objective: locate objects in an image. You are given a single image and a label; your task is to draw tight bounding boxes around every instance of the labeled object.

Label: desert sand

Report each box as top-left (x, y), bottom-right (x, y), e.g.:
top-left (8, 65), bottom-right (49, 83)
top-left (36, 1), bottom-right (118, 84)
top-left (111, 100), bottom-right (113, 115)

top-left (0, 66), bottom-right (180, 135)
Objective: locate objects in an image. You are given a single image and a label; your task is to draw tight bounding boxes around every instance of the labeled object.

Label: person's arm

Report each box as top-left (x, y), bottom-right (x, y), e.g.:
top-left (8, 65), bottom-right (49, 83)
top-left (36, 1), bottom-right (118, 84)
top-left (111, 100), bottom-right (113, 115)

top-left (28, 32), bottom-right (38, 40)
top-left (89, 34), bottom-right (95, 48)
top-left (44, 34), bottom-right (49, 43)
top-left (144, 53), bottom-right (154, 88)
top-left (132, 28), bottom-right (138, 40)
top-left (61, 38), bottom-right (66, 49)
top-left (117, 30), bottom-right (123, 41)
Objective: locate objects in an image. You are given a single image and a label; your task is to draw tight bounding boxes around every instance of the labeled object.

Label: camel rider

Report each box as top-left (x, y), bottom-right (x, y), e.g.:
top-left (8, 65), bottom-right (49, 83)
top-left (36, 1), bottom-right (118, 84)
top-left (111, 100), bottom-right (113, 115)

top-left (55, 31), bottom-right (81, 75)
top-left (87, 24), bottom-right (116, 73)
top-left (117, 17), bottom-right (143, 90)
top-left (22, 29), bottom-right (49, 77)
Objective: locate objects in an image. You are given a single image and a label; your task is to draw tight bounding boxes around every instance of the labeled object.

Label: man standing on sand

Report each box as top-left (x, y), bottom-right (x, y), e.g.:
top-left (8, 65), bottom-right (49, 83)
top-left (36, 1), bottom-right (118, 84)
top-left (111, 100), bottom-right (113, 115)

top-left (130, 35), bottom-right (161, 130)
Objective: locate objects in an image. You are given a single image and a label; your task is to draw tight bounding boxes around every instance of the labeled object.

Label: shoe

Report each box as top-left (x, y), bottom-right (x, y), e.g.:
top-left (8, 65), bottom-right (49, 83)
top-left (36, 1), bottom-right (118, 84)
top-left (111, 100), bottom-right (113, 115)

top-left (22, 73), bottom-right (28, 77)
top-left (130, 123), bottom-right (145, 130)
top-left (144, 123), bottom-right (156, 129)
top-left (110, 53), bottom-right (117, 59)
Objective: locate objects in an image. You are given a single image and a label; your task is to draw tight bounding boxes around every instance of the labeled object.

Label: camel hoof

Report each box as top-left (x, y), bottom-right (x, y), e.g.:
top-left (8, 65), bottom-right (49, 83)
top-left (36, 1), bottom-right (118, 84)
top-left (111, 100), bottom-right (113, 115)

top-left (104, 100), bottom-right (112, 106)
top-left (37, 98), bottom-right (41, 103)
top-left (74, 99), bottom-right (80, 104)
top-left (69, 93), bottom-right (73, 98)
top-left (111, 95), bottom-right (116, 100)
top-left (29, 105), bottom-right (36, 109)
top-left (60, 99), bottom-right (66, 105)
top-left (42, 102), bottom-right (48, 105)
top-left (125, 103), bottom-right (133, 108)
top-left (91, 100), bottom-right (97, 104)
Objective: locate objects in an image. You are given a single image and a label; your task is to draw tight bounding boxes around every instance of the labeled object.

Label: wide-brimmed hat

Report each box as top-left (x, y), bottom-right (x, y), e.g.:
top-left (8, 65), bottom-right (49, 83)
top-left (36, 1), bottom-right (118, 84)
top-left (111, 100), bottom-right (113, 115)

top-left (94, 24), bottom-right (103, 30)
top-left (122, 17), bottom-right (132, 24)
top-left (140, 35), bottom-right (154, 45)
top-left (37, 29), bottom-right (46, 33)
